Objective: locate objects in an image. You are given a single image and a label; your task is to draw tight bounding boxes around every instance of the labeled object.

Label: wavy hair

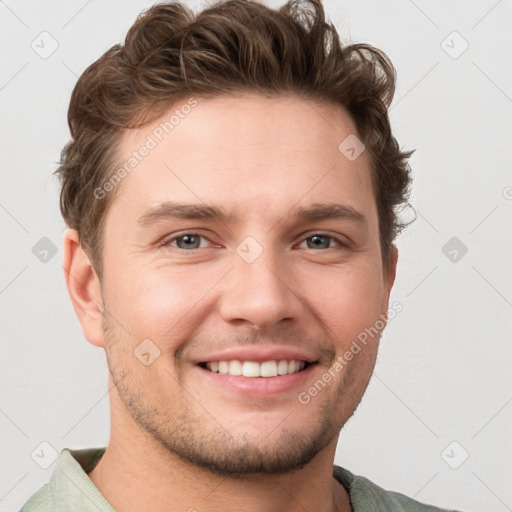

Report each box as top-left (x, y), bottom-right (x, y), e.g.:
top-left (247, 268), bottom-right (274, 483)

top-left (56, 0), bottom-right (412, 277)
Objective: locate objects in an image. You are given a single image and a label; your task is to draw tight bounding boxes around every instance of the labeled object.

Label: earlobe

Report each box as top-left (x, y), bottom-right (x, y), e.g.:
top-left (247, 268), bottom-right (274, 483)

top-left (63, 229), bottom-right (105, 348)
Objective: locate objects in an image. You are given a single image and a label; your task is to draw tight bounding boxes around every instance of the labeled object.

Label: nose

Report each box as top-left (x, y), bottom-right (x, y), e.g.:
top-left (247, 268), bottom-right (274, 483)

top-left (218, 246), bottom-right (304, 330)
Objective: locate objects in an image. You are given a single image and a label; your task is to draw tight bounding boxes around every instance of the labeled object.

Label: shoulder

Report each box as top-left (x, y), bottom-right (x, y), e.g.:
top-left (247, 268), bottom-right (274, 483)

top-left (18, 482), bottom-right (55, 512)
top-left (333, 465), bottom-right (463, 512)
top-left (18, 447), bottom-right (108, 512)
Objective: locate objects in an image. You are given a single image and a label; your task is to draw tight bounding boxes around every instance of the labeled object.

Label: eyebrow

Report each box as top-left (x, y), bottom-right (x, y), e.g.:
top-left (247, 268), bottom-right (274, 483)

top-left (137, 201), bottom-right (367, 227)
top-left (292, 202), bottom-right (367, 225)
top-left (138, 202), bottom-right (232, 226)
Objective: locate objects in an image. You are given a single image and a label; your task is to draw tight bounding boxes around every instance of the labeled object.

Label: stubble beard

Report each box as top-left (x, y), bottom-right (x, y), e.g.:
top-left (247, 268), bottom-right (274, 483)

top-left (102, 312), bottom-right (369, 478)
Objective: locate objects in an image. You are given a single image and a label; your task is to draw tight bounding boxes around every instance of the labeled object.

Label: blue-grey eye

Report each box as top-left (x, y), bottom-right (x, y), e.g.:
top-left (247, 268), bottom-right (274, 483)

top-left (307, 235), bottom-right (333, 249)
top-left (175, 234), bottom-right (202, 249)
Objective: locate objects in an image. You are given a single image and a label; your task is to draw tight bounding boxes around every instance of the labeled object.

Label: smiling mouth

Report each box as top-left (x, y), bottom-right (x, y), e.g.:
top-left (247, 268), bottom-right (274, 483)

top-left (198, 360), bottom-right (314, 377)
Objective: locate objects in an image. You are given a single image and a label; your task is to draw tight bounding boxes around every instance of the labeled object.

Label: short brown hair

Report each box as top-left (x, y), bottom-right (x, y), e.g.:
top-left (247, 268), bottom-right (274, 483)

top-left (56, 0), bottom-right (412, 278)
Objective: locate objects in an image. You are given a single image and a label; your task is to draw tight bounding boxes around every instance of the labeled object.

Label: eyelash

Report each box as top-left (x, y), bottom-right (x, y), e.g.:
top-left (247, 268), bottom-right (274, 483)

top-left (160, 232), bottom-right (349, 253)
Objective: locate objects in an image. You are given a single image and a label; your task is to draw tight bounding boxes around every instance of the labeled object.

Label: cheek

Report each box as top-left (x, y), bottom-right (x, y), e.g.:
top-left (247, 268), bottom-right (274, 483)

top-left (104, 265), bottom-right (220, 348)
top-left (300, 261), bottom-right (385, 345)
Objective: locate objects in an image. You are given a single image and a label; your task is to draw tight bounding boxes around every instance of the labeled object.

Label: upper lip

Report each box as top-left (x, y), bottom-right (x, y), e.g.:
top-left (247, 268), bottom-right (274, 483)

top-left (193, 346), bottom-right (319, 364)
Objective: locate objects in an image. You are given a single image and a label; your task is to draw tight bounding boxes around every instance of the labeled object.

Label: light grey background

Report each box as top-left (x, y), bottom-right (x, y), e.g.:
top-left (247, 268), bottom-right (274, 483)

top-left (1, 1), bottom-right (511, 511)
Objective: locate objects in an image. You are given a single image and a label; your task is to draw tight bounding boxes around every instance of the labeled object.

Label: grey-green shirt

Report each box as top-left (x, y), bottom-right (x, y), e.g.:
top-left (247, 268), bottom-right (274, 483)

top-left (19, 447), bottom-right (460, 511)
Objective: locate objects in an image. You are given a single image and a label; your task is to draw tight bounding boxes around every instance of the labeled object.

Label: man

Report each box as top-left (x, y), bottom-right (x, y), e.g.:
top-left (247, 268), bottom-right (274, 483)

top-left (20, 0), bottom-right (460, 510)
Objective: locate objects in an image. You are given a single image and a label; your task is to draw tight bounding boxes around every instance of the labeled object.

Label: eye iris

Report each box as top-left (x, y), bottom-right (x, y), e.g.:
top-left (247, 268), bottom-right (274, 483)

top-left (308, 235), bottom-right (330, 249)
top-left (177, 235), bottom-right (200, 249)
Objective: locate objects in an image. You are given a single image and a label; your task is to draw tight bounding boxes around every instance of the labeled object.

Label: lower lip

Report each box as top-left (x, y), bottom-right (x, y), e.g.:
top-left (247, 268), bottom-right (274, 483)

top-left (194, 363), bottom-right (318, 396)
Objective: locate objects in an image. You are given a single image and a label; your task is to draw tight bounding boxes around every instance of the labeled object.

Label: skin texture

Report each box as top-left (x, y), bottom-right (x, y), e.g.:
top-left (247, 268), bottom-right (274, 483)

top-left (64, 93), bottom-right (397, 512)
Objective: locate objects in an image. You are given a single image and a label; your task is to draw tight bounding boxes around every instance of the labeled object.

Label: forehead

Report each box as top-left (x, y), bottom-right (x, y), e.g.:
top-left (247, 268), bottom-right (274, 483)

top-left (109, 93), bottom-right (376, 226)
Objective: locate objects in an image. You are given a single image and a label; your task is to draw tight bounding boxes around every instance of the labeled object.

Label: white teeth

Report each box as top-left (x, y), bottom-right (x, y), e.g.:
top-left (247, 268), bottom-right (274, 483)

top-left (277, 360), bottom-right (289, 375)
top-left (242, 361), bottom-right (260, 377)
top-left (204, 359), bottom-right (307, 377)
top-left (260, 361), bottom-right (278, 377)
top-left (229, 360), bottom-right (242, 376)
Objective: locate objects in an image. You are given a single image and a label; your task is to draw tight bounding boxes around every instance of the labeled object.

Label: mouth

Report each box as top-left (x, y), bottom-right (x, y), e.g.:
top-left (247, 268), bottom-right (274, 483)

top-left (198, 359), bottom-right (314, 377)
top-left (195, 359), bottom-right (319, 396)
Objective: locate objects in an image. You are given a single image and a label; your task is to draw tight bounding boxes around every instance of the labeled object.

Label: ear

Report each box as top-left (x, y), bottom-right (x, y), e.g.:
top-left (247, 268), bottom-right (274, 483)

top-left (63, 229), bottom-right (105, 348)
top-left (381, 244), bottom-right (398, 312)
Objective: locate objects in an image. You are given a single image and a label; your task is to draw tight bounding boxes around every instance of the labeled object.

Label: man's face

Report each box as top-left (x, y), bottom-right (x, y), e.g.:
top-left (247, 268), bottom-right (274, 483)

top-left (96, 93), bottom-right (396, 475)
